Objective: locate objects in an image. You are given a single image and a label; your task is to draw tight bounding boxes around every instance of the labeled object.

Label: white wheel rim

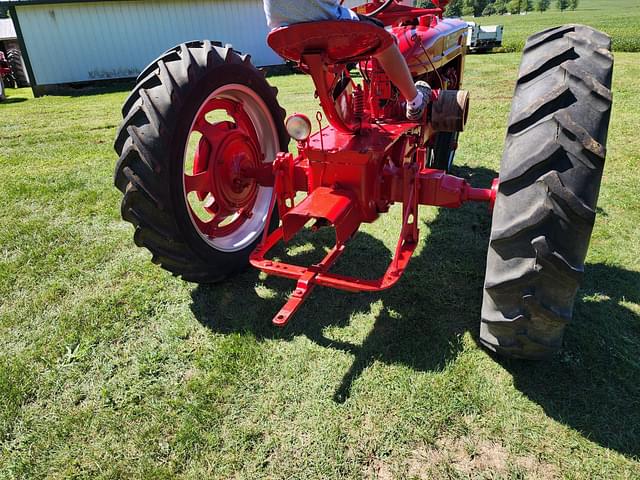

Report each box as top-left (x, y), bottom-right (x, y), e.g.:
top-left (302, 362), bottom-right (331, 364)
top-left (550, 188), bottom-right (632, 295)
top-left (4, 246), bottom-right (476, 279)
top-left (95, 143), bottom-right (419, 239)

top-left (183, 84), bottom-right (279, 253)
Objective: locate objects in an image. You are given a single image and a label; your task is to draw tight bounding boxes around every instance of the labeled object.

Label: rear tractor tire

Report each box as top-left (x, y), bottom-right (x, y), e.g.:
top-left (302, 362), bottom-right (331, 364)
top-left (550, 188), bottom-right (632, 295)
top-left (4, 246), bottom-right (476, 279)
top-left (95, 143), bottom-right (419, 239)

top-left (428, 131), bottom-right (458, 172)
top-left (2, 71), bottom-right (16, 89)
top-left (114, 41), bottom-right (289, 283)
top-left (481, 25), bottom-right (614, 359)
top-left (7, 48), bottom-right (29, 87)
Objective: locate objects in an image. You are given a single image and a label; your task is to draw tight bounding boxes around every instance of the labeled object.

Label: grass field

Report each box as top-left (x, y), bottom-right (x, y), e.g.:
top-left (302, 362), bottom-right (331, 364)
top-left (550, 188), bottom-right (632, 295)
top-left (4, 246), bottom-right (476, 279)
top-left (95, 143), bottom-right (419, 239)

top-left (1, 31), bottom-right (640, 480)
top-left (465, 0), bottom-right (640, 52)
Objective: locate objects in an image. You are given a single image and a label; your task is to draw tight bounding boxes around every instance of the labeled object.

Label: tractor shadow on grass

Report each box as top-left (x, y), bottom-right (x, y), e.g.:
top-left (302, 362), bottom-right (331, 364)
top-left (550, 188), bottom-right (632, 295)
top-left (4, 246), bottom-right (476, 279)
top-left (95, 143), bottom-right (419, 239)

top-left (499, 264), bottom-right (640, 458)
top-left (44, 80), bottom-right (136, 97)
top-left (190, 165), bottom-right (640, 458)
top-left (191, 164), bottom-right (496, 398)
top-left (1, 96), bottom-right (27, 104)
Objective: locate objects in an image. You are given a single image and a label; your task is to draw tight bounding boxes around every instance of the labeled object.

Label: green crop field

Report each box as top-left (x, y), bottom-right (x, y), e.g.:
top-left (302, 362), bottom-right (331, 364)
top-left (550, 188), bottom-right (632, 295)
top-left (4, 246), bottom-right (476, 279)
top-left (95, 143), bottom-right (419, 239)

top-left (465, 0), bottom-right (640, 52)
top-left (1, 13), bottom-right (639, 480)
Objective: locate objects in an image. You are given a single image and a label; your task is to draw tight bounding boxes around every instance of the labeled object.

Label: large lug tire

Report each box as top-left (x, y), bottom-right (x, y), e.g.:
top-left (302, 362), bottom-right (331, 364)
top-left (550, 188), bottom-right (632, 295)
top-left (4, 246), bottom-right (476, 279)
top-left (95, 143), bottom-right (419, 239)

top-left (428, 131), bottom-right (458, 172)
top-left (480, 25), bottom-right (614, 359)
top-left (114, 41), bottom-right (289, 283)
top-left (2, 71), bottom-right (16, 89)
top-left (0, 77), bottom-right (5, 101)
top-left (7, 49), bottom-right (29, 87)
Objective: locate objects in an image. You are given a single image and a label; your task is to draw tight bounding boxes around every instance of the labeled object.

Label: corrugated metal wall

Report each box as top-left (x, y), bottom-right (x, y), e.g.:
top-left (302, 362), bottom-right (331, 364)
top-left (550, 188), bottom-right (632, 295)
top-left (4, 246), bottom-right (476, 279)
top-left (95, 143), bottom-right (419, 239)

top-left (17, 0), bottom-right (362, 85)
top-left (0, 18), bottom-right (17, 41)
top-left (17, 0), bottom-right (361, 86)
top-left (17, 0), bottom-right (279, 85)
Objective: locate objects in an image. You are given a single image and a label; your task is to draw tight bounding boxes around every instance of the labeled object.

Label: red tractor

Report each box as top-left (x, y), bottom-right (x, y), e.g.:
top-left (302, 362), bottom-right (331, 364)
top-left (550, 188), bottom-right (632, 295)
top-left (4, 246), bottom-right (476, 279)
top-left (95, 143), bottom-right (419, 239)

top-left (114, 0), bottom-right (613, 359)
top-left (0, 51), bottom-right (12, 101)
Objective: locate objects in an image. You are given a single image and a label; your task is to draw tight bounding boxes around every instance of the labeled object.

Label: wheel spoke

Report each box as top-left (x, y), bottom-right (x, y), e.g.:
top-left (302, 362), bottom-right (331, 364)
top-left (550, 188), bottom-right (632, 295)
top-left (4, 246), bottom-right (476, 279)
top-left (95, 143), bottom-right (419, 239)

top-left (184, 171), bottom-right (211, 194)
top-left (208, 212), bottom-right (227, 230)
top-left (192, 211), bottom-right (230, 237)
top-left (194, 118), bottom-right (233, 143)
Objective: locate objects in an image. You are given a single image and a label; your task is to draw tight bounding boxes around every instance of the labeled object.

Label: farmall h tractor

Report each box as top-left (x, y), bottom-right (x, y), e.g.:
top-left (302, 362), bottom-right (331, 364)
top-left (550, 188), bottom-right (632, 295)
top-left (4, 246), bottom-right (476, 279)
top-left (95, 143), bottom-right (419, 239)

top-left (114, 0), bottom-right (613, 359)
top-left (0, 51), bottom-right (12, 101)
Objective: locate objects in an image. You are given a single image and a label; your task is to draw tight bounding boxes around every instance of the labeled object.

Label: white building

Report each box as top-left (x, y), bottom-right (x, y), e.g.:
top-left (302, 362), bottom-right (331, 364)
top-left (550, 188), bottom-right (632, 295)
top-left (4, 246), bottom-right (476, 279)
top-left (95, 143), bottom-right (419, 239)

top-left (0, 17), bottom-right (17, 43)
top-left (6, 0), bottom-right (362, 96)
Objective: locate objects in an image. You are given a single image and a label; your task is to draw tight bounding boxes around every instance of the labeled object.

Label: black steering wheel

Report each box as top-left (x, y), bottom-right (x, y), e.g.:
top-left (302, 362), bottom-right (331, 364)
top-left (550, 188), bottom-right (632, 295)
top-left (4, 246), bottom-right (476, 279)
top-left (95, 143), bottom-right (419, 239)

top-left (340, 0), bottom-right (396, 17)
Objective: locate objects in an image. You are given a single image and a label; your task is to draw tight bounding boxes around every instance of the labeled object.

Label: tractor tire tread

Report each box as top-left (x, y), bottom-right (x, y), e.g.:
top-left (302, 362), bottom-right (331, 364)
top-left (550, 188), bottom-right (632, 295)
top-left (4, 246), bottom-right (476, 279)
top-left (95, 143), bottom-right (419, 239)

top-left (114, 41), bottom-right (288, 282)
top-left (481, 24), bottom-right (613, 359)
top-left (6, 48), bottom-right (29, 87)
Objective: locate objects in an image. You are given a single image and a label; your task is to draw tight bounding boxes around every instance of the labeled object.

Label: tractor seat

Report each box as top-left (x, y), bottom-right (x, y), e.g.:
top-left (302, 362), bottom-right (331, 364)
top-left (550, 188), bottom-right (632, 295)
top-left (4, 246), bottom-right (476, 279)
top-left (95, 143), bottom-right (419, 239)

top-left (267, 20), bottom-right (395, 65)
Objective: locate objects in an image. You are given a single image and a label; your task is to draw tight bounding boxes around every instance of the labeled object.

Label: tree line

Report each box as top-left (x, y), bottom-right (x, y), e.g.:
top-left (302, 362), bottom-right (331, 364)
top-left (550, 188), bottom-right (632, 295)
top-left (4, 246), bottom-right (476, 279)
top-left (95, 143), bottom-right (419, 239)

top-left (417, 0), bottom-right (579, 16)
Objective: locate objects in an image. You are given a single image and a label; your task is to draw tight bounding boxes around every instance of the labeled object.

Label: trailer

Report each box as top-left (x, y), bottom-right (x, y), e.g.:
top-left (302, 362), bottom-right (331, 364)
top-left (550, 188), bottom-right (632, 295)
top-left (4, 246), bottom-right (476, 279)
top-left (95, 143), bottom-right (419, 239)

top-left (466, 21), bottom-right (503, 52)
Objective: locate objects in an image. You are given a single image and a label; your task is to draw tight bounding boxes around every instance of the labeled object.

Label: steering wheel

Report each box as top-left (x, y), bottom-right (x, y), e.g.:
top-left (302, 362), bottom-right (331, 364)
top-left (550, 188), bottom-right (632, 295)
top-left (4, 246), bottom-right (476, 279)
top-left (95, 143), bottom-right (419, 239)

top-left (340, 0), bottom-right (396, 17)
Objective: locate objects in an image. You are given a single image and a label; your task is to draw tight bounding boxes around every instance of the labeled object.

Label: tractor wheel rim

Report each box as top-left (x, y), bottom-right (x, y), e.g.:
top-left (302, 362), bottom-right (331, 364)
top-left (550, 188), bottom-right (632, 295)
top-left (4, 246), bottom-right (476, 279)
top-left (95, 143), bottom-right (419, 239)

top-left (183, 84), bottom-right (278, 253)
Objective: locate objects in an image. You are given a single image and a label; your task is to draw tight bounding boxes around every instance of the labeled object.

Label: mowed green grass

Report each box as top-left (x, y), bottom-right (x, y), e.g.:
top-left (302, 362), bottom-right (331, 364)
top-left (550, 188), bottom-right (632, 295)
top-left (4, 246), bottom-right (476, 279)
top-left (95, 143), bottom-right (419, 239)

top-left (465, 0), bottom-right (640, 52)
top-left (1, 50), bottom-right (639, 478)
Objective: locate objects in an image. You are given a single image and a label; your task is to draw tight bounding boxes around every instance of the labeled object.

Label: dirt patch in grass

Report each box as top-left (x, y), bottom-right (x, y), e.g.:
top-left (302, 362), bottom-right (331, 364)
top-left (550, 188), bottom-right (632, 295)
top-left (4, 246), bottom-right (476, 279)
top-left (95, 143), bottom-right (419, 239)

top-left (365, 458), bottom-right (394, 480)
top-left (363, 434), bottom-right (559, 479)
top-left (407, 436), bottom-right (559, 479)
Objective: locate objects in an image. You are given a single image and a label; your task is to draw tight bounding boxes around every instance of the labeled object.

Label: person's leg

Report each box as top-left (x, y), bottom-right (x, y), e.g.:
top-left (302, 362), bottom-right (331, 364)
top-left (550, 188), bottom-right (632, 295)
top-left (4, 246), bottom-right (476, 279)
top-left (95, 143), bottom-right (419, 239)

top-left (374, 43), bottom-right (418, 101)
top-left (351, 15), bottom-right (430, 120)
top-left (374, 44), bottom-right (430, 120)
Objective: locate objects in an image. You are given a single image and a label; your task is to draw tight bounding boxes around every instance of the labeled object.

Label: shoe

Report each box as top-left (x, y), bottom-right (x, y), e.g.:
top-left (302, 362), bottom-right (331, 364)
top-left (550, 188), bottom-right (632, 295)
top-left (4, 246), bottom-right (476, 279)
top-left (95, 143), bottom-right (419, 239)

top-left (406, 81), bottom-right (432, 121)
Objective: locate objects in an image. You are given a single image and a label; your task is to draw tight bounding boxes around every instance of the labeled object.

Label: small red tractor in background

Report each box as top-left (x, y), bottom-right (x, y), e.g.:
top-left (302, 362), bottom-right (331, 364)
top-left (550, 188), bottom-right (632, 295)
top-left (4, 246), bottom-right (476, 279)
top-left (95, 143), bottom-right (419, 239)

top-left (0, 51), bottom-right (12, 101)
top-left (114, 0), bottom-right (613, 359)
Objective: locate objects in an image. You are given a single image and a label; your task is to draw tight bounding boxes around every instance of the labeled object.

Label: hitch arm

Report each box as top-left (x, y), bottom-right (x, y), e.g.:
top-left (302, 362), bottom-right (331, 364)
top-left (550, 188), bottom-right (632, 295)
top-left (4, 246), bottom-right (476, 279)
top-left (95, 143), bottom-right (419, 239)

top-left (271, 244), bottom-right (346, 327)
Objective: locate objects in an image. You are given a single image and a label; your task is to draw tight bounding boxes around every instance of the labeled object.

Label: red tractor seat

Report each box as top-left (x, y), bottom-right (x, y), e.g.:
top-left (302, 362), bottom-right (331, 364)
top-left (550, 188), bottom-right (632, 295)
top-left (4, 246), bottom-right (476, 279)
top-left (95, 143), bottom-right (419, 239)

top-left (267, 20), bottom-right (395, 65)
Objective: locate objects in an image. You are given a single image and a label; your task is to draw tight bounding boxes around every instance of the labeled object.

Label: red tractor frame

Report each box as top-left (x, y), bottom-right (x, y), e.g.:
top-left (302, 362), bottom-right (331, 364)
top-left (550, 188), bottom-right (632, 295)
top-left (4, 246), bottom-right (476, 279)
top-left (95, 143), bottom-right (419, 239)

top-left (251, 7), bottom-right (494, 325)
top-left (115, 0), bottom-right (613, 359)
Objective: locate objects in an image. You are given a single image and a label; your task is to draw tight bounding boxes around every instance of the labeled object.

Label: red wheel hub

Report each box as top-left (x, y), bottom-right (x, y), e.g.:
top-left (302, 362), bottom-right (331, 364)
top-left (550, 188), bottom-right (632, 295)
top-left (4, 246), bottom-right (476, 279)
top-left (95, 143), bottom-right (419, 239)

top-left (184, 98), bottom-right (264, 238)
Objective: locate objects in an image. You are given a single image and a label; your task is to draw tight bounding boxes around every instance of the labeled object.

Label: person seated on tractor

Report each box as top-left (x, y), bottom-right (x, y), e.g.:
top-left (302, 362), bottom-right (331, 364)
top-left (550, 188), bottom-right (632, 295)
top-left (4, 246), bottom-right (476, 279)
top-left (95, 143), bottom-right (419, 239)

top-left (263, 0), bottom-right (431, 121)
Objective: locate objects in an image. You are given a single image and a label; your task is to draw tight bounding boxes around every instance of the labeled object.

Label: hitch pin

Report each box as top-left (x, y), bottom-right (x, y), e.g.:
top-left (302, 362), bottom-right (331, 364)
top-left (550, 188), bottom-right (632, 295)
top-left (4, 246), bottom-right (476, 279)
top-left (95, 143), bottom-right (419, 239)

top-left (316, 111), bottom-right (324, 153)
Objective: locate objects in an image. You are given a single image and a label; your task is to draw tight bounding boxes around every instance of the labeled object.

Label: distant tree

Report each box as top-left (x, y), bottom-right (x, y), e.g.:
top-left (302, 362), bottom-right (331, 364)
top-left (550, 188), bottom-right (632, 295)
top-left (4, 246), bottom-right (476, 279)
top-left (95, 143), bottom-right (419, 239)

top-left (462, 4), bottom-right (475, 15)
top-left (493, 0), bottom-right (510, 14)
top-left (535, 0), bottom-right (551, 12)
top-left (508, 0), bottom-right (522, 13)
top-left (557, 0), bottom-right (569, 11)
top-left (482, 3), bottom-right (497, 15)
top-left (421, 0), bottom-right (492, 16)
top-left (568, 0), bottom-right (579, 10)
top-left (445, 0), bottom-right (464, 16)
top-left (475, 0), bottom-right (491, 16)
top-left (524, 0), bottom-right (533, 11)
top-left (459, 0), bottom-right (492, 16)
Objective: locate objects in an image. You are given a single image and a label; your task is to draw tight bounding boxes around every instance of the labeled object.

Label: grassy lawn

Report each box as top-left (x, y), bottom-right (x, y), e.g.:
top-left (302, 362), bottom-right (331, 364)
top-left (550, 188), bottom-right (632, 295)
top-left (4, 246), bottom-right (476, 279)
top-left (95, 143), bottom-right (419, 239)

top-left (465, 0), bottom-right (640, 52)
top-left (1, 42), bottom-right (639, 480)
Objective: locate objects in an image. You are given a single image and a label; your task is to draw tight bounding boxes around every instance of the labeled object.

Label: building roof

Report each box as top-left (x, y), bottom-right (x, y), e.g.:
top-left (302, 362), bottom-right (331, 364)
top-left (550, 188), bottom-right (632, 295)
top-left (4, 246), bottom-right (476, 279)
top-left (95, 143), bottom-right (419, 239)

top-left (0, 18), bottom-right (16, 41)
top-left (2, 0), bottom-right (195, 5)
